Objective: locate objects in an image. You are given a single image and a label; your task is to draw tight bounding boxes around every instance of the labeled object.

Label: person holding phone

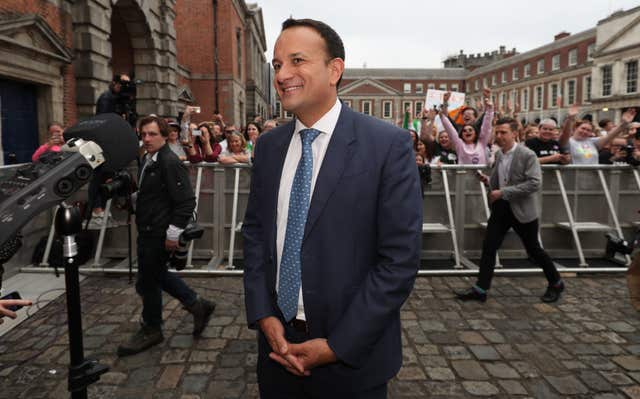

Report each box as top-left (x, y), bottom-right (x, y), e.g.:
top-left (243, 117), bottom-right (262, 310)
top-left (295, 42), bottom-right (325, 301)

top-left (32, 122), bottom-right (65, 162)
top-left (0, 293), bottom-right (32, 325)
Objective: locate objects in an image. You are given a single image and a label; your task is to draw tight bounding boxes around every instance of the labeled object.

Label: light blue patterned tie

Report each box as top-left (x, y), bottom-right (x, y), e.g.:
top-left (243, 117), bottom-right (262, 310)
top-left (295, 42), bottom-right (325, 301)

top-left (278, 128), bottom-right (321, 321)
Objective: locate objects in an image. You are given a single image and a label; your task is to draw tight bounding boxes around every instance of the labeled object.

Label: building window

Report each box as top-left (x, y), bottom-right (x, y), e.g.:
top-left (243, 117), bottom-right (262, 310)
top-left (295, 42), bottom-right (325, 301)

top-left (602, 65), bottom-right (612, 96)
top-left (537, 59), bottom-right (544, 74)
top-left (626, 60), bottom-right (638, 93)
top-left (343, 100), bottom-right (352, 108)
top-left (439, 84), bottom-right (447, 91)
top-left (510, 90), bottom-right (517, 107)
top-left (512, 67), bottom-right (518, 81)
top-left (428, 83), bottom-right (435, 90)
top-left (565, 79), bottom-right (576, 105)
top-left (451, 83), bottom-right (459, 92)
top-left (402, 101), bottom-right (412, 114)
top-left (549, 83), bottom-right (559, 107)
top-left (569, 49), bottom-right (578, 66)
top-left (552, 54), bottom-right (560, 71)
top-left (521, 88), bottom-right (529, 111)
top-left (483, 77), bottom-right (488, 88)
top-left (275, 101), bottom-right (282, 118)
top-left (524, 64), bottom-right (531, 78)
top-left (535, 85), bottom-right (543, 110)
top-left (284, 110), bottom-right (293, 118)
top-left (501, 71), bottom-right (506, 83)
top-left (403, 83), bottom-right (411, 93)
top-left (414, 101), bottom-right (423, 116)
top-left (361, 100), bottom-right (372, 116)
top-left (587, 43), bottom-right (595, 60)
top-left (491, 74), bottom-right (497, 86)
top-left (584, 76), bottom-right (592, 102)
top-left (474, 80), bottom-right (479, 91)
top-left (415, 83), bottom-right (423, 94)
top-left (382, 100), bottom-right (393, 118)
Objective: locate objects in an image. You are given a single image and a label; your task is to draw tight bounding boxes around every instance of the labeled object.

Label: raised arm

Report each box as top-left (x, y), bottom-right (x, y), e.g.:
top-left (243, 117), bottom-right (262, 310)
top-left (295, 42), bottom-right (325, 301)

top-left (596, 108), bottom-right (636, 150)
top-left (478, 94), bottom-right (494, 146)
top-left (559, 104), bottom-right (578, 148)
top-left (419, 108), bottom-right (436, 144)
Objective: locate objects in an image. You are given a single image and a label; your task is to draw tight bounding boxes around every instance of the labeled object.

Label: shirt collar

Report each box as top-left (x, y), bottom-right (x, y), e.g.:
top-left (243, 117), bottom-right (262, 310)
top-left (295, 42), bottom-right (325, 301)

top-left (144, 151), bottom-right (159, 163)
top-left (293, 97), bottom-right (342, 138)
top-left (502, 142), bottom-right (517, 156)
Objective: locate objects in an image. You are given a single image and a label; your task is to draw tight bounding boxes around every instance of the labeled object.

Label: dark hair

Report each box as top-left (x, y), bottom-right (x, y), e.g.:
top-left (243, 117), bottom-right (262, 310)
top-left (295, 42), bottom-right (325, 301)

top-left (496, 117), bottom-right (519, 133)
top-left (138, 115), bottom-right (170, 137)
top-left (461, 123), bottom-right (478, 143)
top-left (463, 107), bottom-right (478, 118)
top-left (47, 121), bottom-right (63, 130)
top-left (243, 122), bottom-right (262, 141)
top-left (598, 118), bottom-right (612, 128)
top-left (281, 18), bottom-right (345, 88)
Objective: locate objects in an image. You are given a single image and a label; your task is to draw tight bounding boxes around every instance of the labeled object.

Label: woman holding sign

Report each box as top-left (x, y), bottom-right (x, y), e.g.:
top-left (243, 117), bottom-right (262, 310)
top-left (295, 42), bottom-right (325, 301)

top-left (440, 89), bottom-right (494, 165)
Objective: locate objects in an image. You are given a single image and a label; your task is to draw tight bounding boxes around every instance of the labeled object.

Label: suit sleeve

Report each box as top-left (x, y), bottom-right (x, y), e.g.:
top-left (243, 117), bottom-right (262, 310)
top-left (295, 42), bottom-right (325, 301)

top-left (242, 140), bottom-right (278, 329)
top-left (165, 158), bottom-right (196, 228)
top-left (327, 132), bottom-right (422, 368)
top-left (501, 150), bottom-right (541, 201)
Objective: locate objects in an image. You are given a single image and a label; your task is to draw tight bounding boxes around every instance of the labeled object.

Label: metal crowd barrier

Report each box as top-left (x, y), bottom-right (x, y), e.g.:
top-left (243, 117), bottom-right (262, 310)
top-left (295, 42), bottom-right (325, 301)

top-left (15, 162), bottom-right (640, 276)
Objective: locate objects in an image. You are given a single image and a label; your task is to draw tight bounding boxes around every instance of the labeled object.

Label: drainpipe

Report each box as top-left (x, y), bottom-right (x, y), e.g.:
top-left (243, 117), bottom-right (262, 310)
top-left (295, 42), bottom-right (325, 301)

top-left (213, 0), bottom-right (219, 113)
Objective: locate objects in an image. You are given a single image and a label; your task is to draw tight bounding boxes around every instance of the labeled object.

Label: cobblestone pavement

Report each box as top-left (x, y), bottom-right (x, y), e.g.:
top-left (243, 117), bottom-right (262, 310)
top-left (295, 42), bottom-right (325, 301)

top-left (1, 274), bottom-right (640, 398)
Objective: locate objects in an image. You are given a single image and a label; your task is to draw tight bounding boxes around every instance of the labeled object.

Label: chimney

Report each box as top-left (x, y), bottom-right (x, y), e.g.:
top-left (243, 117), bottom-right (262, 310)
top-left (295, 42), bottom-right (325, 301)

top-left (554, 31), bottom-right (571, 41)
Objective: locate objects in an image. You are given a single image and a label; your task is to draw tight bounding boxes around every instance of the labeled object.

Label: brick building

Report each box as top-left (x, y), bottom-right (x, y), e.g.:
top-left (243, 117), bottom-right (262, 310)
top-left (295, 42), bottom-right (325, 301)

top-left (0, 0), bottom-right (269, 165)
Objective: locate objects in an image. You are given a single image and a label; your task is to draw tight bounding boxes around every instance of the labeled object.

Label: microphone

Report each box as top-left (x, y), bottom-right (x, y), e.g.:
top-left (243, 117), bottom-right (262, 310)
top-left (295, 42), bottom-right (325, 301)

top-left (0, 114), bottom-right (139, 246)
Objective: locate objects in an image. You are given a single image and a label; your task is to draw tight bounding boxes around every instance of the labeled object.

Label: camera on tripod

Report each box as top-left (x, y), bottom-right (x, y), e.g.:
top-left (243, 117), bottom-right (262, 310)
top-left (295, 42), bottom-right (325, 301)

top-left (168, 222), bottom-right (204, 271)
top-left (605, 232), bottom-right (635, 258)
top-left (100, 170), bottom-right (136, 200)
top-left (116, 78), bottom-right (141, 127)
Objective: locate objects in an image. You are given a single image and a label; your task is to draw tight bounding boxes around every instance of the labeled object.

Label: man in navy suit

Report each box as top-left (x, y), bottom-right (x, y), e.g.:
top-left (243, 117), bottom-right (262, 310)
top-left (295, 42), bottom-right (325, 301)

top-left (242, 18), bottom-right (422, 398)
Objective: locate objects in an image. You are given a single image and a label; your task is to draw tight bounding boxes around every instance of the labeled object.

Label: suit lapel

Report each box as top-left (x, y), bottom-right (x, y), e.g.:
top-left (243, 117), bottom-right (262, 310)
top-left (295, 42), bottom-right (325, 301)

top-left (303, 106), bottom-right (356, 242)
top-left (507, 144), bottom-right (521, 184)
top-left (269, 121), bottom-right (296, 258)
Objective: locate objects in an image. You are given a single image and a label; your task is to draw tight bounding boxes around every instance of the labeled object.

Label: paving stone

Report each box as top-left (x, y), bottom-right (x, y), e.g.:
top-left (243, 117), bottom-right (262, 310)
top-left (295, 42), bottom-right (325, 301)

top-left (419, 355), bottom-right (448, 368)
top-left (170, 335), bottom-right (194, 349)
top-left (187, 364), bottom-right (214, 375)
top-left (442, 345), bottom-right (471, 360)
top-left (579, 370), bottom-right (613, 392)
top-left (156, 365), bottom-right (184, 390)
top-left (614, 356), bottom-right (640, 371)
top-left (396, 366), bottom-right (426, 380)
top-left (213, 367), bottom-right (244, 381)
top-left (426, 367), bottom-right (455, 381)
top-left (415, 344), bottom-right (439, 355)
top-left (601, 372), bottom-right (635, 385)
top-left (181, 375), bottom-right (209, 394)
top-left (481, 331), bottom-right (506, 344)
top-left (621, 385), bottom-right (640, 399)
top-left (608, 322), bottom-right (636, 333)
top-left (498, 379), bottom-right (528, 395)
top-left (510, 361), bottom-right (540, 379)
top-left (419, 320), bottom-right (447, 332)
top-left (484, 362), bottom-right (520, 379)
top-left (451, 360), bottom-right (489, 380)
top-left (544, 375), bottom-right (589, 395)
top-left (160, 349), bottom-right (190, 364)
top-left (99, 371), bottom-right (127, 385)
top-left (422, 381), bottom-right (465, 396)
top-left (462, 381), bottom-right (499, 396)
top-left (469, 345), bottom-right (500, 360)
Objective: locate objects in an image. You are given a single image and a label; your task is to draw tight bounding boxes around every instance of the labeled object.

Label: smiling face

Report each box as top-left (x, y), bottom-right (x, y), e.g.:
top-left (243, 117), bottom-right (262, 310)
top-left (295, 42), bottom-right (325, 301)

top-left (272, 26), bottom-right (344, 126)
top-left (461, 125), bottom-right (477, 144)
top-left (462, 109), bottom-right (476, 125)
top-left (574, 121), bottom-right (594, 140)
top-left (228, 134), bottom-right (243, 154)
top-left (246, 123), bottom-right (259, 141)
top-left (438, 131), bottom-right (451, 148)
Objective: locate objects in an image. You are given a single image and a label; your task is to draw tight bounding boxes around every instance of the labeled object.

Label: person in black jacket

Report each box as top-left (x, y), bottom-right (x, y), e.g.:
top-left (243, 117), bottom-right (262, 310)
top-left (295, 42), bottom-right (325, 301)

top-left (117, 115), bottom-right (215, 357)
top-left (96, 74), bottom-right (129, 115)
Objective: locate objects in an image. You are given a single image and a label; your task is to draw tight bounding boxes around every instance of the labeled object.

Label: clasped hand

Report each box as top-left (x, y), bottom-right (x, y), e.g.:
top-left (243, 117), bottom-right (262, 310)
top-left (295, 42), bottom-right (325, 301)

top-left (259, 316), bottom-right (337, 376)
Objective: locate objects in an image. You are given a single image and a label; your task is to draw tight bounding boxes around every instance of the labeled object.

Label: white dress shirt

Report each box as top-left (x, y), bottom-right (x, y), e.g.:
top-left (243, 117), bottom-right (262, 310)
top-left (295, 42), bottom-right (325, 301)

top-left (498, 143), bottom-right (517, 189)
top-left (276, 98), bottom-right (342, 321)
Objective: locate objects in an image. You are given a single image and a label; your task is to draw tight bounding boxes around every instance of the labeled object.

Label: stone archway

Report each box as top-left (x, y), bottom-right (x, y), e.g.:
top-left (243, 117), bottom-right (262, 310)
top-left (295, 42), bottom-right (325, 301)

top-left (72, 0), bottom-right (179, 120)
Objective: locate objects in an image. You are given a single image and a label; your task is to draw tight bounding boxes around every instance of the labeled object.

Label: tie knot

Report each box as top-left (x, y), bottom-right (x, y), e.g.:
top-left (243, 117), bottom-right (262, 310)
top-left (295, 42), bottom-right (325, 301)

top-left (299, 128), bottom-right (321, 146)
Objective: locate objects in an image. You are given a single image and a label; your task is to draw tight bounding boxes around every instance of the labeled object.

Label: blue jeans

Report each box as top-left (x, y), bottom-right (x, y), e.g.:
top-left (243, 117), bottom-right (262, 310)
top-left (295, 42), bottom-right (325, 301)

top-left (136, 236), bottom-right (197, 328)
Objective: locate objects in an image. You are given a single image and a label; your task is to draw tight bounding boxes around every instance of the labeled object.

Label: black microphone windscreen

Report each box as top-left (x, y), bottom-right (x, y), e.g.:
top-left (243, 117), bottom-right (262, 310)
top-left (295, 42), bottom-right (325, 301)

top-left (64, 113), bottom-right (138, 171)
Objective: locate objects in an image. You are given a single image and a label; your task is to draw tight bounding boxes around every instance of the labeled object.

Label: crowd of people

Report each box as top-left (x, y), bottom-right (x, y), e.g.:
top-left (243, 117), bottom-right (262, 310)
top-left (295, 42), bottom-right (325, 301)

top-left (408, 89), bottom-right (639, 169)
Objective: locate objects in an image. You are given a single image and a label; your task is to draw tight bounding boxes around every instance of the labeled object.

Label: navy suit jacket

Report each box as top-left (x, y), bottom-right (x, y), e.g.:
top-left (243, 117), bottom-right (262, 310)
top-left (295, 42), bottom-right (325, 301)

top-left (242, 104), bottom-right (422, 390)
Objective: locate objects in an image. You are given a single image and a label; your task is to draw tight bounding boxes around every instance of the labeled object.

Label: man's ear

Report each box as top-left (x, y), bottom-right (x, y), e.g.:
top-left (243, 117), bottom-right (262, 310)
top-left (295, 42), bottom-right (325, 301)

top-left (329, 58), bottom-right (345, 87)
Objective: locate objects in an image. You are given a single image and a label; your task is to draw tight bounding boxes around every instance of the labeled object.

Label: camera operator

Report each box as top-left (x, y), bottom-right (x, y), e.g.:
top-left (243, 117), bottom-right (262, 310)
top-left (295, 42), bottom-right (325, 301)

top-left (96, 74), bottom-right (130, 116)
top-left (117, 115), bottom-right (215, 357)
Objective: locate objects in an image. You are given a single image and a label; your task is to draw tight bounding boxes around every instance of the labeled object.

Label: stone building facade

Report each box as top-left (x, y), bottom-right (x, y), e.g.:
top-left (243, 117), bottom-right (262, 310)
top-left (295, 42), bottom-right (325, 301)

top-left (0, 0), bottom-right (269, 165)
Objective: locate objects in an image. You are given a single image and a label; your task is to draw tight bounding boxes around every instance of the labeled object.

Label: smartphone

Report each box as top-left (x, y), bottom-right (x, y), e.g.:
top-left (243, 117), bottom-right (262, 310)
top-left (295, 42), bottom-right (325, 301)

top-left (191, 106), bottom-right (201, 114)
top-left (1, 291), bottom-right (23, 312)
top-left (192, 129), bottom-right (202, 137)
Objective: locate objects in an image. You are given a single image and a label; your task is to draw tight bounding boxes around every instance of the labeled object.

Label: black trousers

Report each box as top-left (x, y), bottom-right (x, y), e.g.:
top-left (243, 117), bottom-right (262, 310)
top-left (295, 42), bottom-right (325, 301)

top-left (257, 323), bottom-right (388, 399)
top-left (477, 199), bottom-right (560, 291)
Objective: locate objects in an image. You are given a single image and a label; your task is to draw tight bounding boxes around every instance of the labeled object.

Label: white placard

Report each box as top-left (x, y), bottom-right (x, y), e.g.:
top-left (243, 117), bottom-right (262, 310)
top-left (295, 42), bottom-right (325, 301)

top-left (425, 89), bottom-right (466, 112)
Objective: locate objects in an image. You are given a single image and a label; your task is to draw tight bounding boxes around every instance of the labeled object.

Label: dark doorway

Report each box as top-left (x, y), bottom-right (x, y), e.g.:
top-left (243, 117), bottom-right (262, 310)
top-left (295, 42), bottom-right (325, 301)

top-left (0, 79), bottom-right (39, 164)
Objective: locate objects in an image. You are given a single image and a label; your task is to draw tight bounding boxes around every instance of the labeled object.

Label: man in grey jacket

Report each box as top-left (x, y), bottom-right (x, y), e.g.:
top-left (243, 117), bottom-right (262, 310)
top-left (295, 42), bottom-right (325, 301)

top-left (456, 117), bottom-right (564, 303)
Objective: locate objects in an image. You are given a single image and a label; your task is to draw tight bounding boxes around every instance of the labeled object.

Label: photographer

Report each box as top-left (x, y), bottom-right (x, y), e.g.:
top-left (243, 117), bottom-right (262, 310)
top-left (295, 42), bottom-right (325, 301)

top-left (31, 122), bottom-right (65, 162)
top-left (117, 115), bottom-right (215, 357)
top-left (96, 74), bottom-right (130, 116)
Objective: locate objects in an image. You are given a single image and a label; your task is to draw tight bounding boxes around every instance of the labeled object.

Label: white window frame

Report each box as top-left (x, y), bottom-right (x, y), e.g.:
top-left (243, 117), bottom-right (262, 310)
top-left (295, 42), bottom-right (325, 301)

top-left (601, 65), bottom-right (613, 97)
top-left (568, 49), bottom-right (578, 66)
top-left (414, 101), bottom-right (424, 117)
top-left (451, 83), bottom-right (459, 92)
top-left (427, 83), bottom-right (435, 90)
top-left (548, 82), bottom-right (560, 108)
top-left (524, 64), bottom-right (531, 78)
top-left (626, 60), bottom-right (638, 94)
top-left (534, 85), bottom-right (544, 110)
top-left (284, 110), bottom-right (293, 118)
top-left (587, 43), bottom-right (595, 60)
top-left (501, 71), bottom-right (506, 83)
top-left (500, 92), bottom-right (506, 108)
top-left (474, 80), bottom-right (479, 91)
top-left (565, 79), bottom-right (577, 106)
top-left (483, 77), bottom-right (488, 88)
top-left (521, 88), bottom-right (529, 111)
top-left (512, 67), bottom-right (518, 81)
top-left (552, 54), bottom-right (560, 71)
top-left (439, 84), bottom-right (447, 91)
top-left (361, 100), bottom-right (372, 116)
top-left (415, 83), bottom-right (424, 94)
top-left (275, 101), bottom-right (282, 118)
top-left (382, 100), bottom-right (393, 119)
top-left (537, 59), bottom-right (544, 74)
top-left (403, 83), bottom-right (411, 93)
top-left (583, 76), bottom-right (592, 103)
top-left (402, 101), bottom-right (412, 114)
top-left (491, 74), bottom-right (497, 86)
